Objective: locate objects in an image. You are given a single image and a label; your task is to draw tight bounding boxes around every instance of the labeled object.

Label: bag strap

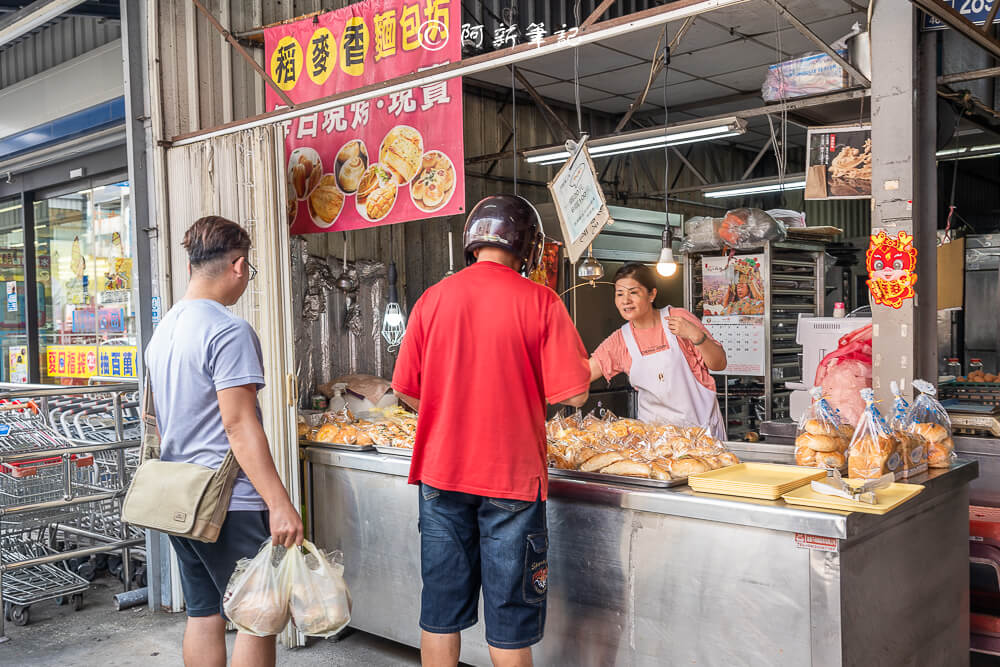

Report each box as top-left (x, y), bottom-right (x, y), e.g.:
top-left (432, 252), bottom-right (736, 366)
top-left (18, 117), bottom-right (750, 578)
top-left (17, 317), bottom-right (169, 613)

top-left (141, 375), bottom-right (243, 476)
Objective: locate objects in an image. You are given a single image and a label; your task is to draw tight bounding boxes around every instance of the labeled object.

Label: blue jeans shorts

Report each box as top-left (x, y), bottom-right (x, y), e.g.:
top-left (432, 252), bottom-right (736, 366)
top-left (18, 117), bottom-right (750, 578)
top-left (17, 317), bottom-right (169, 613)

top-left (418, 483), bottom-right (548, 650)
top-left (169, 510), bottom-right (270, 618)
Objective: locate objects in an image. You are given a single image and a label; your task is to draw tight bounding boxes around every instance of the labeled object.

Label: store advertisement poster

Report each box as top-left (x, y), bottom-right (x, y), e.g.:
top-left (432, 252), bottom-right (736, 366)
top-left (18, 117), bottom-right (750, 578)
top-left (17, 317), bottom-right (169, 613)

top-left (701, 255), bottom-right (765, 376)
top-left (548, 142), bottom-right (612, 263)
top-left (46, 345), bottom-right (138, 379)
top-left (265, 1), bottom-right (465, 234)
top-left (805, 124), bottom-right (871, 200)
top-left (8, 346), bottom-right (27, 384)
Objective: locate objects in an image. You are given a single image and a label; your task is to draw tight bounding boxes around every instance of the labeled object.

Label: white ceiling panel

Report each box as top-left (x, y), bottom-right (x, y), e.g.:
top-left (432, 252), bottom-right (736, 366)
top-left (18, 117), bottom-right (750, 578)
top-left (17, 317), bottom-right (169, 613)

top-left (670, 38), bottom-right (779, 79)
top-left (753, 14), bottom-right (866, 52)
top-left (534, 80), bottom-right (619, 104)
top-left (598, 19), bottom-right (736, 57)
top-left (709, 66), bottom-right (771, 92)
top-left (521, 42), bottom-right (644, 79)
top-left (584, 96), bottom-right (637, 115)
top-left (580, 62), bottom-right (694, 96)
top-left (706, 0), bottom-right (856, 36)
top-left (467, 68), bottom-right (559, 90)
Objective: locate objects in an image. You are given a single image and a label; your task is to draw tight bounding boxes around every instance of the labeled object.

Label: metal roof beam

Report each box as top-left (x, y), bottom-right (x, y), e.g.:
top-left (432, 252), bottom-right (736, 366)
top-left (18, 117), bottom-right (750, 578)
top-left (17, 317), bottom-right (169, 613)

top-left (0, 0), bottom-right (89, 48)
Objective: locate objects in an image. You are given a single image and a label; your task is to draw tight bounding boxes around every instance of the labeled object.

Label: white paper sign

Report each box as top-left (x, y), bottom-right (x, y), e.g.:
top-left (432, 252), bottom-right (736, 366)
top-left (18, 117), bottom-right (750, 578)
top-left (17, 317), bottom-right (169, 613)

top-left (547, 139), bottom-right (612, 263)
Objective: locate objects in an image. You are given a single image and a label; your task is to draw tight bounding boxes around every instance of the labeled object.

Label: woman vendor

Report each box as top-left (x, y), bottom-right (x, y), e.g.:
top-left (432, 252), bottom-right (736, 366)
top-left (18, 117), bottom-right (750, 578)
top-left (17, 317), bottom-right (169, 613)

top-left (589, 262), bottom-right (728, 439)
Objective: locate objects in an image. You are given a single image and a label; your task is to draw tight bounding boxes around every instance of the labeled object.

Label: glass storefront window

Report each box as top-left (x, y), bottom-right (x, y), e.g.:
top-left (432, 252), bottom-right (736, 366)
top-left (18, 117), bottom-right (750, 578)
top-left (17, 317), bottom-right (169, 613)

top-left (0, 197), bottom-right (29, 383)
top-left (34, 183), bottom-right (137, 384)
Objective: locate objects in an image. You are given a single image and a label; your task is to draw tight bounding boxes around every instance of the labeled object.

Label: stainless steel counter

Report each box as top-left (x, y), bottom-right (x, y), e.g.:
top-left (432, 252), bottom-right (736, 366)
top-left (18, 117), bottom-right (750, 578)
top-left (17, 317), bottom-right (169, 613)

top-left (304, 444), bottom-right (976, 666)
top-left (956, 435), bottom-right (1000, 506)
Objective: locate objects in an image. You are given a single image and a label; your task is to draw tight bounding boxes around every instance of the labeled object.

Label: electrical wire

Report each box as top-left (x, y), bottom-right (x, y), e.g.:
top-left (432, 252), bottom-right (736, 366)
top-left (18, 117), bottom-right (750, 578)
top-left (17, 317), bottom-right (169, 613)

top-left (574, 0), bottom-right (583, 136)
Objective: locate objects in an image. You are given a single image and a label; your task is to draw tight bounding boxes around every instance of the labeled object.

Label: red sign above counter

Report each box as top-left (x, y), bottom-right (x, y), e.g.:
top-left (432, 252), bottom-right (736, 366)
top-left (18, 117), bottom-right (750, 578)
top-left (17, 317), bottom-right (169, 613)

top-left (265, 0), bottom-right (465, 234)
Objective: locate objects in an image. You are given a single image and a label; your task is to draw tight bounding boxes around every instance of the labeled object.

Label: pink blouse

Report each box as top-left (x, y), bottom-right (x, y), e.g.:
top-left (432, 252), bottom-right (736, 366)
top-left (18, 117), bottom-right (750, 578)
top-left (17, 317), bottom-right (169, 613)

top-left (591, 307), bottom-right (719, 393)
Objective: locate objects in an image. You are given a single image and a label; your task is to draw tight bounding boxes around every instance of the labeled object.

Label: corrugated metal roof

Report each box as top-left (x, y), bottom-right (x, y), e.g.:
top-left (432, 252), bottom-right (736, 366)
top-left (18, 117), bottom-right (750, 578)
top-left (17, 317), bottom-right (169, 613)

top-left (0, 16), bottom-right (121, 91)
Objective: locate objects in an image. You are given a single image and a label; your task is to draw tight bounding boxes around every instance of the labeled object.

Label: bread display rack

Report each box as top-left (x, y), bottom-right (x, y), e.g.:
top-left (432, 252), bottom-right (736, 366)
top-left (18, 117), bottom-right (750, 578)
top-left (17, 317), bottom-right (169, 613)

top-left (684, 238), bottom-right (827, 437)
top-left (0, 383), bottom-right (142, 640)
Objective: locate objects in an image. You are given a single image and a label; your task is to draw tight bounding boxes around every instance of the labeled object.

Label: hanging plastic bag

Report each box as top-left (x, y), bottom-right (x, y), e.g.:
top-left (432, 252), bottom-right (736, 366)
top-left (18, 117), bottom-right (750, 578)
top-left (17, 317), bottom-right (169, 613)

top-left (890, 381), bottom-right (927, 478)
top-left (284, 540), bottom-right (352, 637)
top-left (906, 379), bottom-right (955, 468)
top-left (794, 387), bottom-right (848, 470)
top-left (223, 543), bottom-right (292, 637)
top-left (718, 208), bottom-right (787, 250)
top-left (815, 324), bottom-right (873, 426)
top-left (847, 388), bottom-right (902, 480)
top-left (765, 209), bottom-right (806, 229)
top-left (679, 217), bottom-right (723, 254)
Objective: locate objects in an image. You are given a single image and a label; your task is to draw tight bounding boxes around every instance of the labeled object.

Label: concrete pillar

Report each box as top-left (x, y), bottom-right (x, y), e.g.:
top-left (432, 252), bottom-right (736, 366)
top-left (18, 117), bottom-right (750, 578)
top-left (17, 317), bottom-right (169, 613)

top-left (870, 0), bottom-right (937, 403)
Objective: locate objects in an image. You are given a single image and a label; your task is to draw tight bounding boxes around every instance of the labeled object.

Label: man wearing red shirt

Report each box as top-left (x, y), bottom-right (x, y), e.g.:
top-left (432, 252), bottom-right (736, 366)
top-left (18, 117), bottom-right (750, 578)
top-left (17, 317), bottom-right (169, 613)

top-left (392, 195), bottom-right (590, 667)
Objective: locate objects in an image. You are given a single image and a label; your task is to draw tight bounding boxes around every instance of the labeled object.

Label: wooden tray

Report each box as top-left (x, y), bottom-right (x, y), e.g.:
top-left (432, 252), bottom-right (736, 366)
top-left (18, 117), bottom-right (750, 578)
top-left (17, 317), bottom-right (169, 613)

top-left (781, 480), bottom-right (924, 515)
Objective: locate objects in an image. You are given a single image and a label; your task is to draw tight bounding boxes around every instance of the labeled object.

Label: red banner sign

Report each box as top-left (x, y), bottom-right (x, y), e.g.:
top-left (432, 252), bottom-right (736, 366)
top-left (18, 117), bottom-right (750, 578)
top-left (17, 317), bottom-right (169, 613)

top-left (265, 0), bottom-right (464, 234)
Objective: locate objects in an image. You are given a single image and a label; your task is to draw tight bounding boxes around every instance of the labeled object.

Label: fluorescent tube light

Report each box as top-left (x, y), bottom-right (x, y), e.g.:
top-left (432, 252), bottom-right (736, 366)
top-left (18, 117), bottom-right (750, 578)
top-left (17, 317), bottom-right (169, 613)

top-left (703, 178), bottom-right (806, 199)
top-left (936, 143), bottom-right (1000, 160)
top-left (524, 118), bottom-right (748, 165)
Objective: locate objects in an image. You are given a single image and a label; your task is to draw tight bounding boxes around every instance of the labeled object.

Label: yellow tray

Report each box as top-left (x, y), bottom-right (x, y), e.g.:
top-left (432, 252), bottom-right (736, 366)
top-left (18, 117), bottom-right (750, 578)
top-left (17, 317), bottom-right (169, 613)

top-left (781, 480), bottom-right (925, 515)
top-left (688, 463), bottom-right (827, 500)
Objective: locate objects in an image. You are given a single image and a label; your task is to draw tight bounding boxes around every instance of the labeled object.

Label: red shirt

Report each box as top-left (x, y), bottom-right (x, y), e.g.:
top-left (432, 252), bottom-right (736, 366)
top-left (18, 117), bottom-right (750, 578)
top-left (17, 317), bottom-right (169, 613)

top-left (391, 261), bottom-right (590, 500)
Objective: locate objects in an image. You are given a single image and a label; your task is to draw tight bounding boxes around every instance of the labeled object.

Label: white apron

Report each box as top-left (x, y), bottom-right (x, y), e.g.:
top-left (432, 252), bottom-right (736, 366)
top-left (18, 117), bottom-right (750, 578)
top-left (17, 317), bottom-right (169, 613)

top-left (621, 307), bottom-right (726, 440)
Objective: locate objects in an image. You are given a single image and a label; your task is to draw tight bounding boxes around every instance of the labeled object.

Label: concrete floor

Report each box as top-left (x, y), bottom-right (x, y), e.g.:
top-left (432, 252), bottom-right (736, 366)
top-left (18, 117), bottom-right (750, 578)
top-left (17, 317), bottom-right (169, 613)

top-left (0, 576), bottom-right (425, 666)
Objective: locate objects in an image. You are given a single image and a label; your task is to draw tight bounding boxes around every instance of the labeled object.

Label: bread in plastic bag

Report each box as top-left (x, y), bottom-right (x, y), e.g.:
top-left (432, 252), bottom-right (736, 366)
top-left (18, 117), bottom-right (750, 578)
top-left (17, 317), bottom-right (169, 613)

top-left (718, 208), bottom-right (787, 250)
top-left (906, 379), bottom-right (955, 468)
top-left (284, 540), bottom-right (352, 638)
top-left (679, 217), bottom-right (723, 254)
top-left (847, 388), bottom-right (902, 480)
top-left (890, 380), bottom-right (927, 478)
top-left (795, 387), bottom-right (848, 469)
top-left (223, 543), bottom-right (291, 637)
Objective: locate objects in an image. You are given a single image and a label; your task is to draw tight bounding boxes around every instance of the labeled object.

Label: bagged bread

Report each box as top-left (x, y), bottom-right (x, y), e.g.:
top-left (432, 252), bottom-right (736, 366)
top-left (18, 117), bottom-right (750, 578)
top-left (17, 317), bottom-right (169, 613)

top-left (847, 388), bottom-right (902, 480)
top-left (906, 379), bottom-right (955, 469)
top-left (890, 380), bottom-right (927, 478)
top-left (284, 541), bottom-right (352, 637)
top-left (223, 543), bottom-right (291, 637)
top-left (795, 387), bottom-right (848, 470)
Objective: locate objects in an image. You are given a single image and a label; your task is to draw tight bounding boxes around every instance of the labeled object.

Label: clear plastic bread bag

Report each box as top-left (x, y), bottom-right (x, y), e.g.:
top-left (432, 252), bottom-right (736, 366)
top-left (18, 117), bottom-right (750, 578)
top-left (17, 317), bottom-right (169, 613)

top-left (847, 388), bottom-right (902, 480)
top-left (890, 381), bottom-right (927, 477)
top-left (283, 540), bottom-right (352, 638)
top-left (795, 387), bottom-right (847, 469)
top-left (223, 542), bottom-right (291, 637)
top-left (718, 208), bottom-right (788, 250)
top-left (906, 379), bottom-right (956, 468)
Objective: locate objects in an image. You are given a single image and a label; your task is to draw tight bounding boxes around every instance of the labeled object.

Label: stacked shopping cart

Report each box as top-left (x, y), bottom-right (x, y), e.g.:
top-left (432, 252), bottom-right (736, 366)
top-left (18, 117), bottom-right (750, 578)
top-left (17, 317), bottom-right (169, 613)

top-left (0, 384), bottom-right (141, 639)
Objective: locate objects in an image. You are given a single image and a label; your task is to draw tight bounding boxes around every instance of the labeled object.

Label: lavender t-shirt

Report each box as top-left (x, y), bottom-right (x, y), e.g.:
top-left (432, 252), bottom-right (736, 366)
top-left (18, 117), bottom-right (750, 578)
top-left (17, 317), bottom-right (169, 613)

top-left (145, 299), bottom-right (266, 511)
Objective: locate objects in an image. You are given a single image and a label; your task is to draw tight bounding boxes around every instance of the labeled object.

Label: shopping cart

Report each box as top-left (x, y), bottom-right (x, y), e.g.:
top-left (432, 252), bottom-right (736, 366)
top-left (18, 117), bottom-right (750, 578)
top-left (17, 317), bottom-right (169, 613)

top-left (1, 528), bottom-right (89, 626)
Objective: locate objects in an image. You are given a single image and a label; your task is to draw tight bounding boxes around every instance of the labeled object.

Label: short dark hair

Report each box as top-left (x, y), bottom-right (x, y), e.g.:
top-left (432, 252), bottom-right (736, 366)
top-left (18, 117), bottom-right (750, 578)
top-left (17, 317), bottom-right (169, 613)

top-left (182, 216), bottom-right (251, 271)
top-left (614, 262), bottom-right (657, 292)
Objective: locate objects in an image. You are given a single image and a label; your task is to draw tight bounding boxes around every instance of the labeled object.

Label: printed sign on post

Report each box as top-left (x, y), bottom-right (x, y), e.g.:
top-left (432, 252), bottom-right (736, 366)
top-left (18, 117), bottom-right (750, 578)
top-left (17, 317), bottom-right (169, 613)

top-left (8, 345), bottom-right (27, 383)
top-left (265, 0), bottom-right (465, 234)
top-left (547, 139), bottom-right (612, 263)
top-left (805, 124), bottom-right (871, 200)
top-left (700, 254), bottom-right (766, 376)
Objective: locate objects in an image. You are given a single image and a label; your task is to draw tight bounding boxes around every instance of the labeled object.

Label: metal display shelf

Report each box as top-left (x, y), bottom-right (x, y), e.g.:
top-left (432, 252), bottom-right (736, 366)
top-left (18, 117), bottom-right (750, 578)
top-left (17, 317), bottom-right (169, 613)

top-left (684, 239), bottom-right (827, 436)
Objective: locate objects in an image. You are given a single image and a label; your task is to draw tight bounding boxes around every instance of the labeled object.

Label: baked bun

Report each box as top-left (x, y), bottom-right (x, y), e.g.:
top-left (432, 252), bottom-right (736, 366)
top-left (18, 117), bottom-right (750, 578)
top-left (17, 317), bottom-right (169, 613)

top-left (797, 432), bottom-right (841, 453)
top-left (838, 424), bottom-right (855, 441)
top-left (297, 422), bottom-right (311, 438)
top-left (580, 452), bottom-right (625, 472)
top-left (571, 446), bottom-right (600, 467)
top-left (795, 447), bottom-right (817, 467)
top-left (928, 439), bottom-right (954, 468)
top-left (816, 450), bottom-right (846, 469)
top-left (668, 457), bottom-right (710, 477)
top-left (804, 419), bottom-right (838, 437)
top-left (913, 422), bottom-right (948, 443)
top-left (314, 424), bottom-right (341, 443)
top-left (649, 461), bottom-right (672, 481)
top-left (600, 460), bottom-right (651, 478)
top-left (717, 452), bottom-right (740, 467)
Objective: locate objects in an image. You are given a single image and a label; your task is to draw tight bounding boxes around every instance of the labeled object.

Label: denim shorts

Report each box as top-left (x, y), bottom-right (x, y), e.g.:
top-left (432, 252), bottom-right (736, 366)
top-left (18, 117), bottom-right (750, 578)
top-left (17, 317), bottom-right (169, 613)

top-left (417, 483), bottom-right (548, 650)
top-left (169, 510), bottom-right (270, 618)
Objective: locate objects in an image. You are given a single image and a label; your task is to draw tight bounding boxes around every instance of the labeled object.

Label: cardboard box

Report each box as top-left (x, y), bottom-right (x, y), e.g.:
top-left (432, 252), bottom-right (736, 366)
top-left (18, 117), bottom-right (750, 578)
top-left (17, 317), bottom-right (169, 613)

top-left (937, 238), bottom-right (965, 311)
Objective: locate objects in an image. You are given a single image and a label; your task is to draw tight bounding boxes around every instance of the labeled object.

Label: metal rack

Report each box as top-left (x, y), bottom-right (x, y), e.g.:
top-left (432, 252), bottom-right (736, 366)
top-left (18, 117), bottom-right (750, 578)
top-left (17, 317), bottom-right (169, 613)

top-left (0, 383), bottom-right (141, 641)
top-left (685, 240), bottom-right (827, 437)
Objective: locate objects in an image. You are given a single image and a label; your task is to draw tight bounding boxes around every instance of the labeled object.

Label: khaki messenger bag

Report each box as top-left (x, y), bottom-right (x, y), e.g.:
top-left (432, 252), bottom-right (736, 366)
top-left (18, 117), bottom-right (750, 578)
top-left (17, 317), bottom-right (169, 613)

top-left (122, 380), bottom-right (240, 543)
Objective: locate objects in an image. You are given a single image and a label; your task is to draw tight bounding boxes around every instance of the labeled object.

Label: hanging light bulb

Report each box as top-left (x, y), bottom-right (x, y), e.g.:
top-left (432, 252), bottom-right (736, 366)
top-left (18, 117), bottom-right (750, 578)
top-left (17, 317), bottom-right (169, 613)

top-left (381, 262), bottom-right (406, 350)
top-left (656, 226), bottom-right (677, 277)
top-left (577, 244), bottom-right (604, 285)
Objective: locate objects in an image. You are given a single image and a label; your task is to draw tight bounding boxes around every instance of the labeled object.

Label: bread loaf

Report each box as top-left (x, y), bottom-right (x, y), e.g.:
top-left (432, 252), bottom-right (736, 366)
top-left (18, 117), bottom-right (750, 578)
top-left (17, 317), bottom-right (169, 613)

top-left (804, 418), bottom-right (838, 437)
top-left (580, 452), bottom-right (625, 472)
top-left (797, 432), bottom-right (841, 453)
top-left (600, 460), bottom-right (651, 478)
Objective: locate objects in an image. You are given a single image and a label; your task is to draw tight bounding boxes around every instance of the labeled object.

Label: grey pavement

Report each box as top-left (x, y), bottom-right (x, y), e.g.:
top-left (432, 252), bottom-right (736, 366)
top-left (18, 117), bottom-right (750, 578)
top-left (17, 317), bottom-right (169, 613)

top-left (0, 576), bottom-right (423, 666)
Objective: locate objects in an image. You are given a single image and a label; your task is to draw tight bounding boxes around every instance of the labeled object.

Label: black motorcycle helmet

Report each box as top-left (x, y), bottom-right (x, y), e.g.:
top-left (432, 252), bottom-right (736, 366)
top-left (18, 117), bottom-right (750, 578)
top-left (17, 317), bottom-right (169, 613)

top-left (463, 195), bottom-right (545, 274)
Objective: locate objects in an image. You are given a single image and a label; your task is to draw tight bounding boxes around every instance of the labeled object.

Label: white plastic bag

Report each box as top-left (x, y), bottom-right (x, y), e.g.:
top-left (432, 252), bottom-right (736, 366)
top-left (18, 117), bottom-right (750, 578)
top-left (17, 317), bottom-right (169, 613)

top-left (223, 542), bottom-right (292, 637)
top-left (284, 540), bottom-right (352, 638)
